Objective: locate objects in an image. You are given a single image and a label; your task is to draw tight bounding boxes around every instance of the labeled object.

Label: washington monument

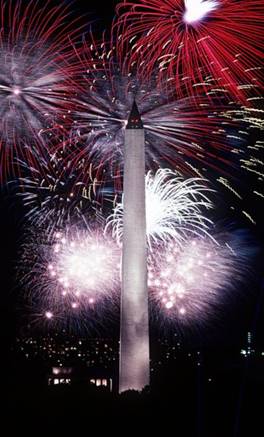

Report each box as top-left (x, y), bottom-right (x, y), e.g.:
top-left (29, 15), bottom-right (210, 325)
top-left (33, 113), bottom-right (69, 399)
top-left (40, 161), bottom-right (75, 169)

top-left (119, 101), bottom-right (150, 393)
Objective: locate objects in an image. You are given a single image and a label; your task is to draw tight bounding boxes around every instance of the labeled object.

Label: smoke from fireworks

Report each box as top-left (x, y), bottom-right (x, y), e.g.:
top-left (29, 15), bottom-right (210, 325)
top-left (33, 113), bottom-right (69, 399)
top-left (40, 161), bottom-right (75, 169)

top-left (0, 0), bottom-right (83, 179)
top-left (114, 0), bottom-right (263, 102)
top-left (107, 169), bottom-right (214, 249)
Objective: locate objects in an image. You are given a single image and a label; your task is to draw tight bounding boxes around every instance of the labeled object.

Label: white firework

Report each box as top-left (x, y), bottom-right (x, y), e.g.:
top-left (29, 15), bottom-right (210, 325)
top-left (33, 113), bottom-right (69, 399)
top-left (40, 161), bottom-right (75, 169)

top-left (148, 231), bottom-right (255, 325)
top-left (19, 225), bottom-right (257, 330)
top-left (0, 0), bottom-right (83, 178)
top-left (19, 226), bottom-right (121, 327)
top-left (50, 230), bottom-right (120, 300)
top-left (184, 0), bottom-right (219, 24)
top-left (107, 169), bottom-right (214, 249)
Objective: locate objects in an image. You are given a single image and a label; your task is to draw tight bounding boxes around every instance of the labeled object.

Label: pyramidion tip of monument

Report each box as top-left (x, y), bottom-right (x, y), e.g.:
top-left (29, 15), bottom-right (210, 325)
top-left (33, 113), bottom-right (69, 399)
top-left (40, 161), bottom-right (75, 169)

top-left (126, 100), bottom-right (143, 129)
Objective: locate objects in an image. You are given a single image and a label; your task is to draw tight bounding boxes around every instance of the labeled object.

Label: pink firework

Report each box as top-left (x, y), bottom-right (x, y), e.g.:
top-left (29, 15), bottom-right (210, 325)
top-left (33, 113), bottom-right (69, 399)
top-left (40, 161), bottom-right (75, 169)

top-left (0, 0), bottom-right (83, 180)
top-left (19, 225), bottom-right (257, 329)
top-left (114, 0), bottom-right (264, 102)
top-left (148, 232), bottom-right (253, 326)
top-left (20, 226), bottom-right (121, 326)
top-left (49, 230), bottom-right (120, 302)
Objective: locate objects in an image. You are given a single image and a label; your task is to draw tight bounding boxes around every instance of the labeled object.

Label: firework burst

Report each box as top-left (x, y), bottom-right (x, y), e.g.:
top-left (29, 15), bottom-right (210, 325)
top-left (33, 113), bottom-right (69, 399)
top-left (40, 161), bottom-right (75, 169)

top-left (9, 148), bottom-right (100, 231)
top-left (0, 0), bottom-right (84, 179)
top-left (107, 169), bottom-right (214, 249)
top-left (148, 231), bottom-right (257, 326)
top-left (19, 225), bottom-right (121, 328)
top-left (70, 36), bottom-right (249, 189)
top-left (114, 0), bottom-right (264, 102)
top-left (184, 0), bottom-right (219, 24)
top-left (18, 223), bottom-right (258, 331)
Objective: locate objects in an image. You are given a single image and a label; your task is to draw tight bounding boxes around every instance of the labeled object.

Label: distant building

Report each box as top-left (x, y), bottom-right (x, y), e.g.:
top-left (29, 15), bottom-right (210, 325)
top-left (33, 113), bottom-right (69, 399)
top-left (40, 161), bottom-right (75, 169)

top-left (90, 377), bottom-right (113, 392)
top-left (48, 367), bottom-right (72, 386)
top-left (47, 366), bottom-right (114, 392)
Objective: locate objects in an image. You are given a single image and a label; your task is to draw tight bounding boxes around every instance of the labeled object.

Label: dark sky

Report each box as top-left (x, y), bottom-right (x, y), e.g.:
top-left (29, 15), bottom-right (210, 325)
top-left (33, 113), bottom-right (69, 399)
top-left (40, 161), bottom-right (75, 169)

top-left (0, 0), bottom-right (263, 353)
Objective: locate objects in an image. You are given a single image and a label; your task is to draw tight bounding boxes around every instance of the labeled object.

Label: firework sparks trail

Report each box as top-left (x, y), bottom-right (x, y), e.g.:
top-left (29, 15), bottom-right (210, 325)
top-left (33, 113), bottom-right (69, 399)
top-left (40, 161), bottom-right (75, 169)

top-left (107, 169), bottom-right (214, 249)
top-left (70, 43), bottom-right (263, 225)
top-left (70, 36), bottom-right (250, 190)
top-left (114, 0), bottom-right (264, 102)
top-left (9, 147), bottom-right (101, 231)
top-left (223, 97), bottom-right (264, 131)
top-left (0, 0), bottom-right (84, 180)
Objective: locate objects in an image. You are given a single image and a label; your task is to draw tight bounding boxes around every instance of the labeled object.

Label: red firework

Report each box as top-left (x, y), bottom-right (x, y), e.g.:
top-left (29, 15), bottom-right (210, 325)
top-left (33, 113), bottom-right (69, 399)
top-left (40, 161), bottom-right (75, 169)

top-left (0, 0), bottom-right (84, 181)
top-left (114, 0), bottom-right (264, 103)
top-left (64, 34), bottom-right (250, 193)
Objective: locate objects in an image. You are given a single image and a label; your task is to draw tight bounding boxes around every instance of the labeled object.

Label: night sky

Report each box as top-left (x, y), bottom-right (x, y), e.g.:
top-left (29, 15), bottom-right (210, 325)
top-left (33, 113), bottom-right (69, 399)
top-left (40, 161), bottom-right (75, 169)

top-left (0, 2), bottom-right (263, 435)
top-left (0, 0), bottom-right (264, 369)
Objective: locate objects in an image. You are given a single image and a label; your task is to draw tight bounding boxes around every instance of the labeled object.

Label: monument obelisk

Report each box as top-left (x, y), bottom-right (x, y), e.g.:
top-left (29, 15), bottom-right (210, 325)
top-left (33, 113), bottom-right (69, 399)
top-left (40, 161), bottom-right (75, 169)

top-left (119, 101), bottom-right (150, 393)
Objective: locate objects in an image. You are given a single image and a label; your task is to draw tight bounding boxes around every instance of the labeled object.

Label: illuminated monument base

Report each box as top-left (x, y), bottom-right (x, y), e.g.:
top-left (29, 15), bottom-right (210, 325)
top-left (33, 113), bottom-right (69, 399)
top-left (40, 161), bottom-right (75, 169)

top-left (119, 103), bottom-right (150, 393)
